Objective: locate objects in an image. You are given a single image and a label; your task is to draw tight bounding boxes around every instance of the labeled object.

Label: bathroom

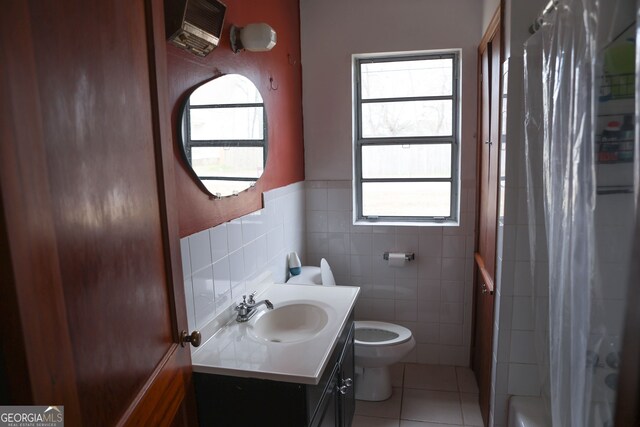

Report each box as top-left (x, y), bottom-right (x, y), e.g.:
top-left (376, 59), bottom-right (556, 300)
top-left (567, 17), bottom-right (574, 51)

top-left (0, 0), bottom-right (638, 426)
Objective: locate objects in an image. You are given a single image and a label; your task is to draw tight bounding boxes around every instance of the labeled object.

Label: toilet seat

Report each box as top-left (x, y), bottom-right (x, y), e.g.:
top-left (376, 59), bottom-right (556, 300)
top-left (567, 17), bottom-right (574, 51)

top-left (354, 321), bottom-right (412, 347)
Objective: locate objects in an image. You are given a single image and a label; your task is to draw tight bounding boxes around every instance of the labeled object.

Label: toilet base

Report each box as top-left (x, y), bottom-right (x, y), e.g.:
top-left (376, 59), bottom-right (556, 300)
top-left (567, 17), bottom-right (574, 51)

top-left (355, 366), bottom-right (392, 401)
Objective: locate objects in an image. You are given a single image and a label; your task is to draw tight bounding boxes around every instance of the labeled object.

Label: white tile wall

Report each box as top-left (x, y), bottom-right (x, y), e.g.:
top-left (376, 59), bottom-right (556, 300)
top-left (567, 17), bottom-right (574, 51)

top-left (180, 182), bottom-right (306, 341)
top-left (305, 180), bottom-right (477, 366)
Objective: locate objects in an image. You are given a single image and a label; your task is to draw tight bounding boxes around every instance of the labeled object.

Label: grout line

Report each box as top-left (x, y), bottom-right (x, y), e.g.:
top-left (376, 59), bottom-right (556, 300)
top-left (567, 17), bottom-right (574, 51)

top-left (455, 367), bottom-right (470, 426)
top-left (459, 391), bottom-right (466, 426)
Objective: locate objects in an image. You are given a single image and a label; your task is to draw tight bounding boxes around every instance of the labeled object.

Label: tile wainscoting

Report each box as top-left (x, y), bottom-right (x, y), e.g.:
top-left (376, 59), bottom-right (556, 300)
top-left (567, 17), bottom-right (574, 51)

top-left (304, 180), bottom-right (477, 366)
top-left (180, 182), bottom-right (306, 337)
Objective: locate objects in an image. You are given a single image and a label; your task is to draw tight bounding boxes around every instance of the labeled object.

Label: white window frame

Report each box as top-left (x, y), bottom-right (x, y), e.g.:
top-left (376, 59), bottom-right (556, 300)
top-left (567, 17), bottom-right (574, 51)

top-left (352, 51), bottom-right (461, 225)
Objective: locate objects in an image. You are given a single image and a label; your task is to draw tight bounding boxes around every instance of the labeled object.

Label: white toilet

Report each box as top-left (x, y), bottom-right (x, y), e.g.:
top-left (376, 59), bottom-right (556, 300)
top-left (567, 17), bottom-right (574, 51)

top-left (353, 320), bottom-right (415, 401)
top-left (287, 259), bottom-right (416, 402)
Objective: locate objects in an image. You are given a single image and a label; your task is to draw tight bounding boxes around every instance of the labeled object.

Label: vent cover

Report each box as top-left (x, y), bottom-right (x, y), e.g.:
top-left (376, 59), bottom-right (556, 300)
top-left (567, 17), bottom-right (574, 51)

top-left (165, 0), bottom-right (226, 57)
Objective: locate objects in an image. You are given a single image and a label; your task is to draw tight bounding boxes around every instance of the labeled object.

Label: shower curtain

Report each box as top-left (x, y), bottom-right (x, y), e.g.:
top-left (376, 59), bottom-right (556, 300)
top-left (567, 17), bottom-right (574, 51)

top-left (523, 0), bottom-right (638, 426)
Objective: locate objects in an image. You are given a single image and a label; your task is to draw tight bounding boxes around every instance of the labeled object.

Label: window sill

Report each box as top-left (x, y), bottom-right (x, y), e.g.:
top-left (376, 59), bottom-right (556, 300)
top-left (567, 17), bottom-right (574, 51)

top-left (353, 219), bottom-right (460, 227)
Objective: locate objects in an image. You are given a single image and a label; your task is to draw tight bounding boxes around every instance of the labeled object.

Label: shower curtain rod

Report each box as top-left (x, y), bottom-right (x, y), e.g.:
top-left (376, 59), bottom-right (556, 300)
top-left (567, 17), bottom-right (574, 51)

top-left (529, 0), bottom-right (559, 34)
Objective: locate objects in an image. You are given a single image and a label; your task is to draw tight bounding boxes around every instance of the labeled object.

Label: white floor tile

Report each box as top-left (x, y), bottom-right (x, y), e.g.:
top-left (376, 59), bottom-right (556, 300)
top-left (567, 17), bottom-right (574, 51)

top-left (355, 387), bottom-right (403, 419)
top-left (401, 389), bottom-right (463, 425)
top-left (390, 363), bottom-right (405, 388)
top-left (353, 415), bottom-right (400, 427)
top-left (404, 363), bottom-right (458, 391)
top-left (353, 363), bottom-right (482, 427)
top-left (455, 366), bottom-right (479, 393)
top-left (460, 393), bottom-right (484, 426)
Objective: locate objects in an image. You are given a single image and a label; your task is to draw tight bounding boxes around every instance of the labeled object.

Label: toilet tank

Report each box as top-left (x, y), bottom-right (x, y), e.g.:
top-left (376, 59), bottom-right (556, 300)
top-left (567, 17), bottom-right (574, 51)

top-left (286, 266), bottom-right (322, 285)
top-left (286, 259), bottom-right (337, 286)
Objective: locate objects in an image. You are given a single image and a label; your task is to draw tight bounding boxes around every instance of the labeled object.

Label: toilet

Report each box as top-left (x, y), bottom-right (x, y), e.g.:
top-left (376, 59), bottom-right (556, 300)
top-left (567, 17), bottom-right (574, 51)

top-left (353, 320), bottom-right (415, 401)
top-left (287, 259), bottom-right (416, 402)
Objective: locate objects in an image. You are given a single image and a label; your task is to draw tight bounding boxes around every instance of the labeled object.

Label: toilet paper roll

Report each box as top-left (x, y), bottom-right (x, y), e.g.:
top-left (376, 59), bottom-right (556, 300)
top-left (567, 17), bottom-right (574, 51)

top-left (387, 253), bottom-right (406, 267)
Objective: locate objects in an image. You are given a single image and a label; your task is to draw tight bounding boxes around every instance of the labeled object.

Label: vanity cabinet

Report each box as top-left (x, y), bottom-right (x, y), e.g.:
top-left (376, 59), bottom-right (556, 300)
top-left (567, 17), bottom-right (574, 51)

top-left (194, 314), bottom-right (355, 427)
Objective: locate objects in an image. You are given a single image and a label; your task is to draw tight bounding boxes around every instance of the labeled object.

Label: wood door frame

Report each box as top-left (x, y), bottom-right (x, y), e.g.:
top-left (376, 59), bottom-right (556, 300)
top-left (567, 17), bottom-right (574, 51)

top-left (474, 6), bottom-right (502, 268)
top-left (472, 4), bottom-right (502, 351)
top-left (471, 4), bottom-right (503, 425)
top-left (117, 1), bottom-right (196, 424)
top-left (614, 192), bottom-right (640, 425)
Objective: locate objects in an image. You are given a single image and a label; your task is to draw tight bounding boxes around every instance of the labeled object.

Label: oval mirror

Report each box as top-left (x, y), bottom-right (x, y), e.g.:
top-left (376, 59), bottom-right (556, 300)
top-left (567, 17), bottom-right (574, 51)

top-left (179, 74), bottom-right (267, 198)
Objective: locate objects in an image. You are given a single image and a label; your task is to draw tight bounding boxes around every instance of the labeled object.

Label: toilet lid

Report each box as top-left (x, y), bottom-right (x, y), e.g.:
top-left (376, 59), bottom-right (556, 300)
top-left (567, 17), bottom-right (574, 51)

top-left (354, 321), bottom-right (413, 347)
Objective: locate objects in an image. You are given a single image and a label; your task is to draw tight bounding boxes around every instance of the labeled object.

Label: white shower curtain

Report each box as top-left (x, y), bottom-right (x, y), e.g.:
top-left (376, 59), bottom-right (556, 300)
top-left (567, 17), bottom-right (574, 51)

top-left (523, 0), bottom-right (638, 425)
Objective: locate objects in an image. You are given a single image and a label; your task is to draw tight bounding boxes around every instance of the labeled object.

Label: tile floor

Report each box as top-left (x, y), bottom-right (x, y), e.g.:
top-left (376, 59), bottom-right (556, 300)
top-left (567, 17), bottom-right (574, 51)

top-left (353, 364), bottom-right (483, 427)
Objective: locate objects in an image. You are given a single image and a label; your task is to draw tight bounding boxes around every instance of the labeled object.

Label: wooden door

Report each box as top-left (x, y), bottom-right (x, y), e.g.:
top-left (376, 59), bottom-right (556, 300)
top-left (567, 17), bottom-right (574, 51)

top-left (472, 8), bottom-right (501, 426)
top-left (0, 1), bottom-right (196, 425)
top-left (614, 192), bottom-right (640, 425)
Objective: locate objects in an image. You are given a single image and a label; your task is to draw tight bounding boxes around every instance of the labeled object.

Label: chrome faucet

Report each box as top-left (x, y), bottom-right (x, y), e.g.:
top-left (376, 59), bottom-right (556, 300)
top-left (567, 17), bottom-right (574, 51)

top-left (235, 291), bottom-right (274, 322)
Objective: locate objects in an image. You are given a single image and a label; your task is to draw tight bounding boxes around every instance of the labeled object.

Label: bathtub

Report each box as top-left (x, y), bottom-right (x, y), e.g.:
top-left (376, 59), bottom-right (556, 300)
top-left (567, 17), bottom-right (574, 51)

top-left (507, 396), bottom-right (551, 427)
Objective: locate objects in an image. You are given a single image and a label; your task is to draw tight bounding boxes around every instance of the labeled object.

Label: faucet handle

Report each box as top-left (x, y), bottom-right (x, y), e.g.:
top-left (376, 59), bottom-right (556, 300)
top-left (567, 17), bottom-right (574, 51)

top-left (247, 291), bottom-right (257, 305)
top-left (235, 296), bottom-right (247, 311)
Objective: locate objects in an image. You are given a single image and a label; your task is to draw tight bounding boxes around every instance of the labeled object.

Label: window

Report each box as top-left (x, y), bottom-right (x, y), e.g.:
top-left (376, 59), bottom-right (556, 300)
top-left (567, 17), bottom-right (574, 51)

top-left (353, 52), bottom-right (460, 223)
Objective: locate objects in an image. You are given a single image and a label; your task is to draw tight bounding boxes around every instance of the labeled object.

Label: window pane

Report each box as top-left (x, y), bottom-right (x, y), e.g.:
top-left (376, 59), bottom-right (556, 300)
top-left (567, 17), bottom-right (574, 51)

top-left (202, 180), bottom-right (255, 197)
top-left (190, 107), bottom-right (264, 140)
top-left (191, 147), bottom-right (264, 178)
top-left (361, 100), bottom-right (452, 138)
top-left (362, 144), bottom-right (451, 179)
top-left (361, 58), bottom-right (453, 99)
top-left (362, 182), bottom-right (451, 217)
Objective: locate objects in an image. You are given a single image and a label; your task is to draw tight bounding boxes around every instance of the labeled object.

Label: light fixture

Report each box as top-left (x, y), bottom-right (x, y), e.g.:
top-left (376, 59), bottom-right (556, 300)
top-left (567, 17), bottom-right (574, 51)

top-left (230, 23), bottom-right (277, 53)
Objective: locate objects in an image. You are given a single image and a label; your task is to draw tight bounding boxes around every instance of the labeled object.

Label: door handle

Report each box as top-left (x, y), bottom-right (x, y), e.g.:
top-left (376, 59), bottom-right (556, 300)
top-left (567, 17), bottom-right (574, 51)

top-left (180, 330), bottom-right (202, 347)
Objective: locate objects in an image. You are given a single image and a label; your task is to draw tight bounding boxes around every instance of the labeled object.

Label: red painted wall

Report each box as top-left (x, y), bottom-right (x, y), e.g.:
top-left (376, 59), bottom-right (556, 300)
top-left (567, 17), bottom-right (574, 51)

top-left (166, 0), bottom-right (304, 237)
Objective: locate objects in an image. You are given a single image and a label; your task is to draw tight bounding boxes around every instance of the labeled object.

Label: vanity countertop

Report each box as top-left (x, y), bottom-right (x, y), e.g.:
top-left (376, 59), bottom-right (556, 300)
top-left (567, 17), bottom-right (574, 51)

top-left (191, 283), bottom-right (360, 385)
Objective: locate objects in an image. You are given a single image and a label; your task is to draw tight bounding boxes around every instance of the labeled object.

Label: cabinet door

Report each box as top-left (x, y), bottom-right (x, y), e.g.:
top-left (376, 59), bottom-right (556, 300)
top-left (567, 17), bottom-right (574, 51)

top-left (311, 368), bottom-right (339, 427)
top-left (339, 326), bottom-right (356, 427)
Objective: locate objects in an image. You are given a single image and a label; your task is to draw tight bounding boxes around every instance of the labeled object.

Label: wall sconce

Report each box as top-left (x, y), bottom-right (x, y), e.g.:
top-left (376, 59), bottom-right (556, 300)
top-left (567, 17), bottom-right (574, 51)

top-left (230, 23), bottom-right (277, 53)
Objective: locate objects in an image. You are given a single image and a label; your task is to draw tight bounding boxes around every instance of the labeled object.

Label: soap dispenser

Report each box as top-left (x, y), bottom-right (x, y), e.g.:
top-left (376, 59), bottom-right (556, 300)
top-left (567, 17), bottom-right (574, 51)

top-left (288, 252), bottom-right (301, 276)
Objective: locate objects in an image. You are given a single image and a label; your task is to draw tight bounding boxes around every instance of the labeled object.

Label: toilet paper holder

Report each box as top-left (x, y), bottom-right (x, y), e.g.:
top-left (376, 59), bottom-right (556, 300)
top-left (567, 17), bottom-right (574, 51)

top-left (383, 252), bottom-right (415, 261)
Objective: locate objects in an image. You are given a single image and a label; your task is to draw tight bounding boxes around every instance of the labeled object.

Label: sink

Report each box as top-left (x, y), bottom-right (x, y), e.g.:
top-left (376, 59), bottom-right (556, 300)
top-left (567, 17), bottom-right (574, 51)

top-left (192, 282), bottom-right (361, 384)
top-left (249, 303), bottom-right (329, 343)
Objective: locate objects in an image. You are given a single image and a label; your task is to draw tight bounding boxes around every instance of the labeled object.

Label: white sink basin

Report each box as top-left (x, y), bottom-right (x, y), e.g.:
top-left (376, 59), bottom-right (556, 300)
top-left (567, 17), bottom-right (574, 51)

top-left (249, 303), bottom-right (329, 343)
